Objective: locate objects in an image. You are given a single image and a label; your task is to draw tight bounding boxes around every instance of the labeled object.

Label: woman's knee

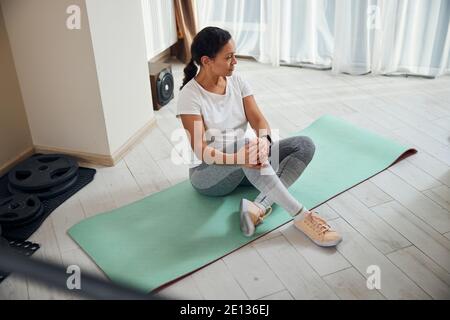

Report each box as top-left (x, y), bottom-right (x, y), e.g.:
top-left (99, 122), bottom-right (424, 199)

top-left (189, 169), bottom-right (244, 197)
top-left (291, 135), bottom-right (316, 164)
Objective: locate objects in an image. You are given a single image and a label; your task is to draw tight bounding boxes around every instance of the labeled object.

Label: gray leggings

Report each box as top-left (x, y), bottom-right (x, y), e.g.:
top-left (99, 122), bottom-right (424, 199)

top-left (189, 136), bottom-right (316, 216)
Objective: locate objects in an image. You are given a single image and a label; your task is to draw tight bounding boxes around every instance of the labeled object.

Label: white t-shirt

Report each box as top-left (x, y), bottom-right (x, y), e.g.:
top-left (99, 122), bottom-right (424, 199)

top-left (176, 72), bottom-right (257, 168)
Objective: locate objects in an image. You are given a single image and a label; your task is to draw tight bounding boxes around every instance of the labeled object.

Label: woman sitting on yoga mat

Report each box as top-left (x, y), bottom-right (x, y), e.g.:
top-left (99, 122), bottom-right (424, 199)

top-left (176, 26), bottom-right (342, 247)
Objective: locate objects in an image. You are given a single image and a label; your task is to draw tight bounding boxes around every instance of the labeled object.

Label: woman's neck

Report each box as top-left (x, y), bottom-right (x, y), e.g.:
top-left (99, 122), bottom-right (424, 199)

top-left (194, 68), bottom-right (227, 95)
top-left (195, 68), bottom-right (223, 86)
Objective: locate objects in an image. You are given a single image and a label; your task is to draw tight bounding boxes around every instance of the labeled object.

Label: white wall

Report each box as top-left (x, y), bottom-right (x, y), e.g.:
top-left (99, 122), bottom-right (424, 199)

top-left (85, 0), bottom-right (154, 154)
top-left (0, 3), bottom-right (33, 169)
top-left (141, 0), bottom-right (178, 60)
top-left (1, 0), bottom-right (155, 158)
top-left (1, 0), bottom-right (110, 155)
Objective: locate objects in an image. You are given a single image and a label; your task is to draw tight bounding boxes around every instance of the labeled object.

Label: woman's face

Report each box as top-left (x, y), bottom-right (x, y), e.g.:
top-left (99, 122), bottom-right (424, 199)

top-left (203, 39), bottom-right (237, 77)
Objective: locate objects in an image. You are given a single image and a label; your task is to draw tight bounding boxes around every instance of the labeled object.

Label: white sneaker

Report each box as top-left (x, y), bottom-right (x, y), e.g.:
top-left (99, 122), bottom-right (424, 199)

top-left (240, 199), bottom-right (272, 237)
top-left (294, 211), bottom-right (343, 247)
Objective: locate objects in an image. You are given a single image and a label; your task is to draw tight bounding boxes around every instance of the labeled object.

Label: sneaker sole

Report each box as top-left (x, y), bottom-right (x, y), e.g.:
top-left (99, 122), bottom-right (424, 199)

top-left (240, 199), bottom-right (255, 237)
top-left (294, 224), bottom-right (343, 247)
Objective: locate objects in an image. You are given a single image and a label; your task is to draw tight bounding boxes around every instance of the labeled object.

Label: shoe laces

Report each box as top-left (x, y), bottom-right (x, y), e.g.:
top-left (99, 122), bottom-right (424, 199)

top-left (307, 212), bottom-right (331, 234)
top-left (255, 206), bottom-right (272, 225)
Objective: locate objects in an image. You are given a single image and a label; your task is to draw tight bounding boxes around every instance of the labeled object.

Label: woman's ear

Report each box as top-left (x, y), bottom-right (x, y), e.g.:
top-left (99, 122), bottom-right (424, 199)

top-left (200, 55), bottom-right (211, 67)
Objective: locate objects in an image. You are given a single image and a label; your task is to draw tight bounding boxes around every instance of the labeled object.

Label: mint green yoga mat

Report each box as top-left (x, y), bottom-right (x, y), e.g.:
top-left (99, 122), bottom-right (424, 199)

top-left (68, 115), bottom-right (415, 292)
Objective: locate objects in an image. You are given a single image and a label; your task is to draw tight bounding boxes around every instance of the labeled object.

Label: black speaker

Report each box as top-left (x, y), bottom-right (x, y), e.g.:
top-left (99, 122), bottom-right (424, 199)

top-left (149, 62), bottom-right (174, 110)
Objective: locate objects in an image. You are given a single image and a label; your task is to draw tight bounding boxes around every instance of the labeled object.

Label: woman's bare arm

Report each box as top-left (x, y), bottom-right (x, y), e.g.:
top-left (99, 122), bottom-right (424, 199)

top-left (243, 95), bottom-right (271, 137)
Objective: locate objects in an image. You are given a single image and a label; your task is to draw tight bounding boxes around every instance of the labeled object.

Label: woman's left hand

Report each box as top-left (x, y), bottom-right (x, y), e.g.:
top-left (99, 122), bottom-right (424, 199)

top-left (257, 136), bottom-right (270, 164)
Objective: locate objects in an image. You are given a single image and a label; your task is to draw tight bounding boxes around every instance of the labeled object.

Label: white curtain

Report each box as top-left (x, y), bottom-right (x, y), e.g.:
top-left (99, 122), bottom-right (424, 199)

top-left (196, 0), bottom-right (450, 77)
top-left (141, 0), bottom-right (178, 61)
top-left (279, 0), bottom-right (335, 68)
top-left (333, 0), bottom-right (377, 74)
top-left (334, 0), bottom-right (450, 76)
top-left (195, 0), bottom-right (274, 63)
top-left (375, 0), bottom-right (450, 77)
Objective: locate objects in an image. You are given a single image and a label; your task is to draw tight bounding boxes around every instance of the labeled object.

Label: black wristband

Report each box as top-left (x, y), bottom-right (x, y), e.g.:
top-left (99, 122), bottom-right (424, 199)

top-left (261, 134), bottom-right (273, 146)
top-left (261, 134), bottom-right (272, 158)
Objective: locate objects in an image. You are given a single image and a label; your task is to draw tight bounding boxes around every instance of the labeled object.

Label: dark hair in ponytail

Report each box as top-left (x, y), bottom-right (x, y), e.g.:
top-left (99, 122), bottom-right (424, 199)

top-left (180, 26), bottom-right (232, 90)
top-left (181, 58), bottom-right (198, 90)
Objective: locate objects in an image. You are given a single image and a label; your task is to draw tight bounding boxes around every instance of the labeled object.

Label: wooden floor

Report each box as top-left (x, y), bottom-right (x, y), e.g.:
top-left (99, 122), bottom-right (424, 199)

top-left (1, 58), bottom-right (449, 300)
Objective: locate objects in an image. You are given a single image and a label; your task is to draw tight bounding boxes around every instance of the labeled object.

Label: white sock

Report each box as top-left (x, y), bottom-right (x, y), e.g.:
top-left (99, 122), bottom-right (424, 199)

top-left (255, 201), bottom-right (308, 219)
top-left (254, 202), bottom-right (267, 214)
top-left (293, 206), bottom-right (309, 222)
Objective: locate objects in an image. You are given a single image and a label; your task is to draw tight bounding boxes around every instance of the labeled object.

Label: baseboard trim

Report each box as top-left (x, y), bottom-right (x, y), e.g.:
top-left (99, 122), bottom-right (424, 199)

top-left (111, 116), bottom-right (157, 165)
top-left (33, 145), bottom-right (114, 167)
top-left (3, 117), bottom-right (158, 174)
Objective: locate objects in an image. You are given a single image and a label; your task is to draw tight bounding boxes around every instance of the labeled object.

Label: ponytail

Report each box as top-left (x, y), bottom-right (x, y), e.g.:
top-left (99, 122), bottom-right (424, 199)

top-left (180, 58), bottom-right (198, 90)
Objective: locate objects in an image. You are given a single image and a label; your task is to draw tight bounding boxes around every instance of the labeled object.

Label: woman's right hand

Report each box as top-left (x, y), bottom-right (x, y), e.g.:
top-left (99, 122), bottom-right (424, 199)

top-left (236, 138), bottom-right (269, 169)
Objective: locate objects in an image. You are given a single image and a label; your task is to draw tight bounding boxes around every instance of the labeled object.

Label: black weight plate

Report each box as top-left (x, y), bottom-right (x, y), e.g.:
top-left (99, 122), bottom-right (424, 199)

top-left (8, 154), bottom-right (79, 191)
top-left (1, 205), bottom-right (44, 229)
top-left (8, 173), bottom-right (79, 200)
top-left (0, 194), bottom-right (42, 225)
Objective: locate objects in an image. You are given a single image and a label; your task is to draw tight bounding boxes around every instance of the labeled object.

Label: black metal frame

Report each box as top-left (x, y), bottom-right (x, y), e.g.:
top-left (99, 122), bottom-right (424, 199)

top-left (0, 244), bottom-right (164, 300)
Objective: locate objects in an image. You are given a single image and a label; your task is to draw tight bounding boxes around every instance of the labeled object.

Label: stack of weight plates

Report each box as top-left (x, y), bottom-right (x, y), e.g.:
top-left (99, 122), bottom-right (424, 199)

top-left (0, 194), bottom-right (44, 231)
top-left (0, 154), bottom-right (79, 231)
